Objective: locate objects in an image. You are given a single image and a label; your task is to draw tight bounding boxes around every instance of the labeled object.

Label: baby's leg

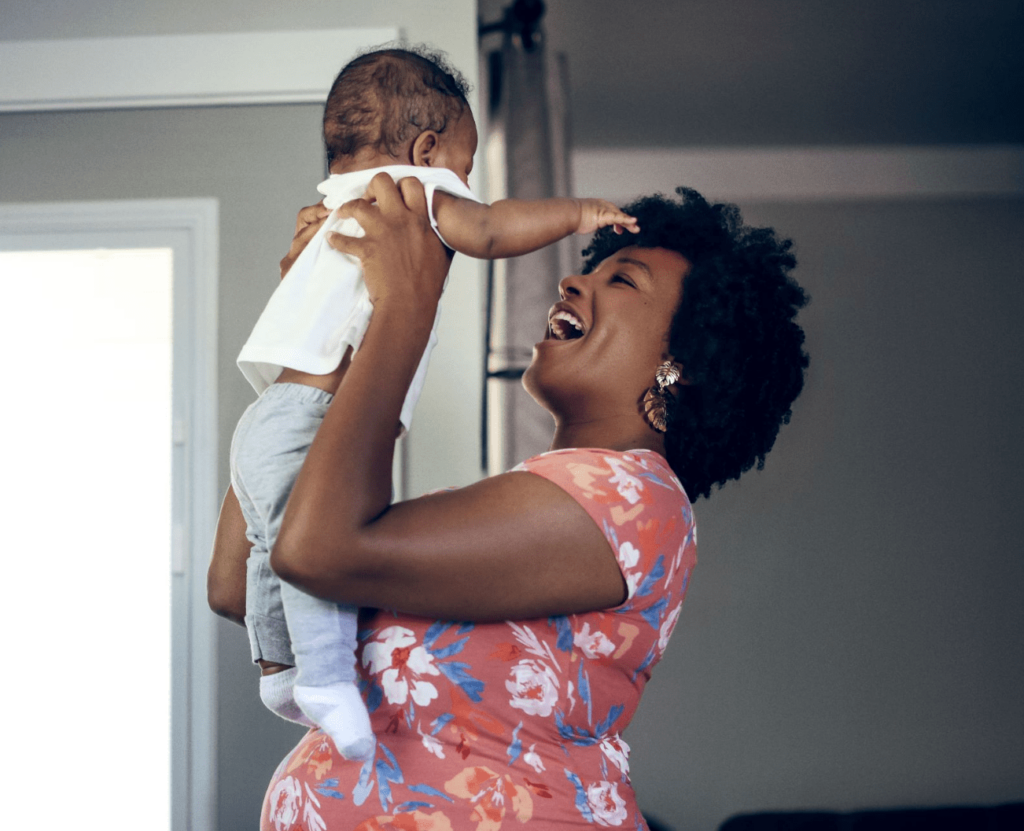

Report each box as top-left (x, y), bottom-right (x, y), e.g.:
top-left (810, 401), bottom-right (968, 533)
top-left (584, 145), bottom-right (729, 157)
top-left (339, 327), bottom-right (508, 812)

top-left (280, 583), bottom-right (374, 761)
top-left (231, 398), bottom-right (297, 722)
top-left (231, 386), bottom-right (324, 725)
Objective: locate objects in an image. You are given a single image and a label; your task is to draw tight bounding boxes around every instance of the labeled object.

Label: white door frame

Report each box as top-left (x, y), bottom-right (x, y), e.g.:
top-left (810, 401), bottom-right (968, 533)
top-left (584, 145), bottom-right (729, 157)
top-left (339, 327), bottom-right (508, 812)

top-left (0, 199), bottom-right (219, 831)
top-left (0, 29), bottom-right (397, 112)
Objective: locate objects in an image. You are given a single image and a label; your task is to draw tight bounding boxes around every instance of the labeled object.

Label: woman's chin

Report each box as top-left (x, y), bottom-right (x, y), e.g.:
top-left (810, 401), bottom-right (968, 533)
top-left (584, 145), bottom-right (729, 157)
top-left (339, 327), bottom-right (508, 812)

top-left (522, 362), bottom-right (580, 422)
top-left (520, 362), bottom-right (558, 412)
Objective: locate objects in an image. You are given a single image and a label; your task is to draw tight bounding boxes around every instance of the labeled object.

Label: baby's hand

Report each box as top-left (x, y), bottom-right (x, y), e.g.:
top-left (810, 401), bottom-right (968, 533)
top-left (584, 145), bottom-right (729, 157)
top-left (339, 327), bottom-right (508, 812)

top-left (576, 198), bottom-right (639, 235)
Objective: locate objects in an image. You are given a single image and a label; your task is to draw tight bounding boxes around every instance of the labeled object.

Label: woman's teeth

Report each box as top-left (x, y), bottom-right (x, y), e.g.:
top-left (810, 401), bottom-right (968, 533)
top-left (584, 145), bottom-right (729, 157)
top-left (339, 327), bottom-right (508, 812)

top-left (549, 310), bottom-right (585, 340)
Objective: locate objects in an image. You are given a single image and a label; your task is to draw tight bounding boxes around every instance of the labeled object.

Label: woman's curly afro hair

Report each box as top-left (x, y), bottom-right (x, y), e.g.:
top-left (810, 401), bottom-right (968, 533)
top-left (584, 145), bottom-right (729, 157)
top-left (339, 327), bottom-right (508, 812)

top-left (581, 187), bottom-right (810, 501)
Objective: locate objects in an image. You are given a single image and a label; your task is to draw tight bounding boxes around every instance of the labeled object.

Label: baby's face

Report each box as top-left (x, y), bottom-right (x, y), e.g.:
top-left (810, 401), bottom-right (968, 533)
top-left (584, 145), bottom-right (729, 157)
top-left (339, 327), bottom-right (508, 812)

top-left (433, 109), bottom-right (478, 186)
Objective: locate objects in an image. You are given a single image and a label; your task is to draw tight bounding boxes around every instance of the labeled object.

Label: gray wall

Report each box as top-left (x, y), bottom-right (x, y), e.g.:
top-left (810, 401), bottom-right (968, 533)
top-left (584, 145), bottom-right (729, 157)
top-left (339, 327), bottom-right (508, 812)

top-left (626, 197), bottom-right (1024, 829)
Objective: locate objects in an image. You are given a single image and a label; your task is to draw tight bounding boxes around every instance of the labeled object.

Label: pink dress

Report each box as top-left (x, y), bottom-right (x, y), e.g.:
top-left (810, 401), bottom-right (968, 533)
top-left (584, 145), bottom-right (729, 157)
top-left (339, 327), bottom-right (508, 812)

top-left (261, 448), bottom-right (697, 831)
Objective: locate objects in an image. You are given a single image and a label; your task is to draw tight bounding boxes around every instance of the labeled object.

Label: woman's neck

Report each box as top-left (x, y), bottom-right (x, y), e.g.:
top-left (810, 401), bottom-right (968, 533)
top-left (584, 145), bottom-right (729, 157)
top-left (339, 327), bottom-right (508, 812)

top-left (549, 413), bottom-right (666, 456)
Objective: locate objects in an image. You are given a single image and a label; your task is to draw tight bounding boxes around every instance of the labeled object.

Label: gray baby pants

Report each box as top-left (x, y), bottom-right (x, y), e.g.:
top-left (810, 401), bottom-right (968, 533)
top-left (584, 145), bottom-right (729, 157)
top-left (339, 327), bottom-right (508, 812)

top-left (230, 382), bottom-right (357, 687)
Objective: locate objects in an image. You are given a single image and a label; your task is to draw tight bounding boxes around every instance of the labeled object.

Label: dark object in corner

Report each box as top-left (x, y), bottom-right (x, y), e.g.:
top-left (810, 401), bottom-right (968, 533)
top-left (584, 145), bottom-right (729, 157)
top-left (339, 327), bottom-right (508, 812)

top-left (719, 802), bottom-right (1024, 831)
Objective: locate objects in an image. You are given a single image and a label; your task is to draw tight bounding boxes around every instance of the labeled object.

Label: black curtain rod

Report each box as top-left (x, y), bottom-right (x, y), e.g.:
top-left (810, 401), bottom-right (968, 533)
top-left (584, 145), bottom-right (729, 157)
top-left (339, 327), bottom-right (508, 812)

top-left (478, 0), bottom-right (546, 51)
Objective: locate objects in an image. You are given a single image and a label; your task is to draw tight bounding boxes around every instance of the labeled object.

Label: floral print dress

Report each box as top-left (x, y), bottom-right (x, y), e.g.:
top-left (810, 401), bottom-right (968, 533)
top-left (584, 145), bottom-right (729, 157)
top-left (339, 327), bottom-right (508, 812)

top-left (261, 448), bottom-right (697, 831)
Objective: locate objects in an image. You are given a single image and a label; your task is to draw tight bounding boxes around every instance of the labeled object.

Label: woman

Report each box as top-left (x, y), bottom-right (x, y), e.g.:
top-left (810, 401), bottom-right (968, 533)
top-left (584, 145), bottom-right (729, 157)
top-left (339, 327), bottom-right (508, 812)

top-left (209, 177), bottom-right (808, 830)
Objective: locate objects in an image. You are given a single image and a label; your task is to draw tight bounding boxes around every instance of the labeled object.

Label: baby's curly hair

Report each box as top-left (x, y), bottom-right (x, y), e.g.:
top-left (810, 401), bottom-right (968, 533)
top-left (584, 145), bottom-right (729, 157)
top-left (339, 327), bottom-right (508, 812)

top-left (323, 44), bottom-right (471, 168)
top-left (582, 187), bottom-right (810, 501)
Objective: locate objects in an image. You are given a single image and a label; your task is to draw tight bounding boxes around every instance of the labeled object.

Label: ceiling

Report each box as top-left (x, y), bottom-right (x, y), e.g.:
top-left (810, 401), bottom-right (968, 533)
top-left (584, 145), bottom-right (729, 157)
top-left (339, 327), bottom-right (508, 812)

top-left (479, 0), bottom-right (1024, 148)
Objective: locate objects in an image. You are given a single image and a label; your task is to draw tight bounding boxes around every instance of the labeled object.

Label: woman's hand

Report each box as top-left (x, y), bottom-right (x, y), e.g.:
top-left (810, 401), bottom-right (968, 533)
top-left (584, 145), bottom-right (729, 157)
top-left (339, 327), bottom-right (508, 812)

top-left (327, 173), bottom-right (452, 307)
top-left (280, 201), bottom-right (331, 279)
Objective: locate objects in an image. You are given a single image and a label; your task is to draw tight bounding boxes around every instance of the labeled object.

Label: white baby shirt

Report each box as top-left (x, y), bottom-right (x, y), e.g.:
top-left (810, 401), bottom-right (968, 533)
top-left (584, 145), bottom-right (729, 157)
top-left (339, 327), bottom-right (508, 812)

top-left (237, 165), bottom-right (479, 431)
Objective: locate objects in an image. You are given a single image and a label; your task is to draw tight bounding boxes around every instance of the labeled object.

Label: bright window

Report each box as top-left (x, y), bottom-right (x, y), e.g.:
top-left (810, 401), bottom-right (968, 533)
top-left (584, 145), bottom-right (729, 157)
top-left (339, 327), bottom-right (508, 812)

top-left (0, 248), bottom-right (173, 826)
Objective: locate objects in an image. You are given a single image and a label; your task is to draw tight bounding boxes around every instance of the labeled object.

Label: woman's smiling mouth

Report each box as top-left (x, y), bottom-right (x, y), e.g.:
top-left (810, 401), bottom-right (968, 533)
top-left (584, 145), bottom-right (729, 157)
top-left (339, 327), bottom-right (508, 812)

top-left (548, 308), bottom-right (586, 340)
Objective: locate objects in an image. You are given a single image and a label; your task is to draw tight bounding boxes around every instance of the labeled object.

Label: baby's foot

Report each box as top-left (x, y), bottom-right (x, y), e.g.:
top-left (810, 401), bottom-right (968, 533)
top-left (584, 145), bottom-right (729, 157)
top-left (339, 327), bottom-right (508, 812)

top-left (259, 668), bottom-right (314, 727)
top-left (294, 682), bottom-right (376, 761)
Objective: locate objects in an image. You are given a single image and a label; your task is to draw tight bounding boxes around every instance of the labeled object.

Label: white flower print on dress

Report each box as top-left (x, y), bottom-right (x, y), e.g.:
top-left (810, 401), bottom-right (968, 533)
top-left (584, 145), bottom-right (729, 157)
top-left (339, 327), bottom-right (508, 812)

top-left (618, 541), bottom-right (640, 569)
top-left (506, 658), bottom-right (560, 717)
top-left (302, 783), bottom-right (327, 831)
top-left (658, 603), bottom-right (682, 655)
top-left (606, 457), bottom-right (644, 504)
top-left (362, 625), bottom-right (440, 706)
top-left (618, 541), bottom-right (644, 599)
top-left (587, 780), bottom-right (628, 826)
top-left (523, 743), bottom-right (546, 773)
top-left (418, 723), bottom-right (446, 759)
top-left (574, 623), bottom-right (616, 659)
top-left (599, 735), bottom-right (631, 777)
top-left (507, 621), bottom-right (562, 668)
top-left (267, 776), bottom-right (303, 831)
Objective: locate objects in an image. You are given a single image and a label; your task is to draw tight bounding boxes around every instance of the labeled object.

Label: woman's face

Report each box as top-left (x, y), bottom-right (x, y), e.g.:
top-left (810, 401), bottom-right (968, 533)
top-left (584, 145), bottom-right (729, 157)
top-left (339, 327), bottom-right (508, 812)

top-left (523, 245), bottom-right (689, 423)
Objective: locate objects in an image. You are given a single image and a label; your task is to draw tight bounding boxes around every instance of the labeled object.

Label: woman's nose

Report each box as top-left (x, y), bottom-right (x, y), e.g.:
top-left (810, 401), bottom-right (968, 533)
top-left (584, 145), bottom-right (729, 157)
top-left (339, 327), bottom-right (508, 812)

top-left (558, 273), bottom-right (585, 300)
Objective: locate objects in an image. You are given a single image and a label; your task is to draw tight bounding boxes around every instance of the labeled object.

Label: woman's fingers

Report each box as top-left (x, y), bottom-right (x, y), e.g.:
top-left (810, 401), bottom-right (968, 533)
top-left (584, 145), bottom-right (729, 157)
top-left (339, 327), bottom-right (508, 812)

top-left (396, 175), bottom-right (430, 217)
top-left (294, 201), bottom-right (330, 234)
top-left (342, 172), bottom-right (417, 228)
top-left (328, 196), bottom-right (376, 262)
top-left (328, 174), bottom-right (449, 307)
top-left (280, 201), bottom-right (331, 278)
top-left (330, 175), bottom-right (430, 255)
top-left (334, 196), bottom-right (378, 231)
top-left (326, 227), bottom-right (367, 260)
top-left (339, 174), bottom-right (428, 225)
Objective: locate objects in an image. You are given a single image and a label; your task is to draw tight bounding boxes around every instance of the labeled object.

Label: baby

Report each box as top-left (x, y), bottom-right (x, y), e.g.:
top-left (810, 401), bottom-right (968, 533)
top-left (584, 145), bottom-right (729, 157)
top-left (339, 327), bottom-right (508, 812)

top-left (231, 45), bottom-right (637, 762)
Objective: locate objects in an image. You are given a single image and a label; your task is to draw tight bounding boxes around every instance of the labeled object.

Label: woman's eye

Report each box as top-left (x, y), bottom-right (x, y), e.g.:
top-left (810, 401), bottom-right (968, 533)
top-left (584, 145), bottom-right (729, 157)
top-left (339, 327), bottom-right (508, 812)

top-left (612, 274), bottom-right (634, 287)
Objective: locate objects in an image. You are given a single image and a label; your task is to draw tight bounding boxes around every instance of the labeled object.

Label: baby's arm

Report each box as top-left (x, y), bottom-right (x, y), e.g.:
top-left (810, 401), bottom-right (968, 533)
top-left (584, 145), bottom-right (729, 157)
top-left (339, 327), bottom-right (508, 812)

top-left (432, 192), bottom-right (638, 259)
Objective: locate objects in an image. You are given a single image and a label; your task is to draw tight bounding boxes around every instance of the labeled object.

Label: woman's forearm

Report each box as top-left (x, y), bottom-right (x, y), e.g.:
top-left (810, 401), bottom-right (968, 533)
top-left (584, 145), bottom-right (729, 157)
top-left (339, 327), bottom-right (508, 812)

top-left (208, 485), bottom-right (250, 626)
top-left (271, 298), bottom-right (435, 592)
top-left (271, 178), bottom-right (451, 594)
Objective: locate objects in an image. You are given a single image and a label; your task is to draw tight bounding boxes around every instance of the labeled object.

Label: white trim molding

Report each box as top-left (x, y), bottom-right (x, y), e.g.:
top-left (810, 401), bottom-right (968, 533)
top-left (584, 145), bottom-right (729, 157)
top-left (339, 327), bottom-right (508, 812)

top-left (0, 28), bottom-right (397, 112)
top-left (573, 145), bottom-right (1024, 203)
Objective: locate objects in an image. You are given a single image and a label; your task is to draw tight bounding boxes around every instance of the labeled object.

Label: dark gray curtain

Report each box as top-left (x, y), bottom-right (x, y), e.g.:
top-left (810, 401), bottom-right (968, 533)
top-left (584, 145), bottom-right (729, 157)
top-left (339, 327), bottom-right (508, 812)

top-left (484, 31), bottom-right (575, 472)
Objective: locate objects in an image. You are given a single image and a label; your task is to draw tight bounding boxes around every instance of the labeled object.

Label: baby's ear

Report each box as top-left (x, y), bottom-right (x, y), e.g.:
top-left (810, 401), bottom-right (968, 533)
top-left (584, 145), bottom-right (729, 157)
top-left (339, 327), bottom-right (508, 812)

top-left (411, 131), bottom-right (440, 167)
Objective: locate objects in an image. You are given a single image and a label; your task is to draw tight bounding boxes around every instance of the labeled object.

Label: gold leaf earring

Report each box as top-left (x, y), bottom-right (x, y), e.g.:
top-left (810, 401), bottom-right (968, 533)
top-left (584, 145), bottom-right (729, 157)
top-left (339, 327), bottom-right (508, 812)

top-left (643, 361), bottom-right (682, 433)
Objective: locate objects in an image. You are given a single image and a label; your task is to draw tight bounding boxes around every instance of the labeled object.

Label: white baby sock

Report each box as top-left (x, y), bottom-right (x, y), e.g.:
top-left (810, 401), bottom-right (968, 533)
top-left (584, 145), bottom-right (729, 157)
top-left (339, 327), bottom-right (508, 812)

top-left (294, 682), bottom-right (376, 762)
top-left (259, 668), bottom-right (314, 727)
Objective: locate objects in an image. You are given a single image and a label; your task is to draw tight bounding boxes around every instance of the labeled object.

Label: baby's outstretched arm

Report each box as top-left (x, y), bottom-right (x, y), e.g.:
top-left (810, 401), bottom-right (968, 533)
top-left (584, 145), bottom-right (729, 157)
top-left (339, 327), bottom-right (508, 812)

top-left (432, 193), bottom-right (638, 260)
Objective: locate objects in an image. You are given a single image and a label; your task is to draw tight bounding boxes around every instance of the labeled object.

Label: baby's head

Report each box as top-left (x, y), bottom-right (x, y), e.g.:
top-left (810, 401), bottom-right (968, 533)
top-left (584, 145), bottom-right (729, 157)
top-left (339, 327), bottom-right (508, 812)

top-left (324, 45), bottom-right (477, 184)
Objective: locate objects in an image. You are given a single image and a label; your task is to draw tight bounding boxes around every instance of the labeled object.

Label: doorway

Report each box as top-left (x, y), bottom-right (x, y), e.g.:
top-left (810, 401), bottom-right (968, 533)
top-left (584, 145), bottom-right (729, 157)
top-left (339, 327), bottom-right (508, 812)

top-left (0, 199), bottom-right (218, 831)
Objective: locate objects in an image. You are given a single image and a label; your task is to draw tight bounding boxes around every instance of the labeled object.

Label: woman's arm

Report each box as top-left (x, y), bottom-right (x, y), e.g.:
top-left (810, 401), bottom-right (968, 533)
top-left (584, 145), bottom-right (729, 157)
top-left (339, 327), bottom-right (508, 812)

top-left (432, 192), bottom-right (638, 260)
top-left (271, 174), bottom-right (627, 621)
top-left (207, 485), bottom-right (250, 626)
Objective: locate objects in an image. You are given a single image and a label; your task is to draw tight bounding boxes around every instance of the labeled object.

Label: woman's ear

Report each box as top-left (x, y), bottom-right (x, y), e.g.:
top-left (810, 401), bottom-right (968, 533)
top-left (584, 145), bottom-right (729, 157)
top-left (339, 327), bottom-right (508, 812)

top-left (411, 131), bottom-right (440, 168)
